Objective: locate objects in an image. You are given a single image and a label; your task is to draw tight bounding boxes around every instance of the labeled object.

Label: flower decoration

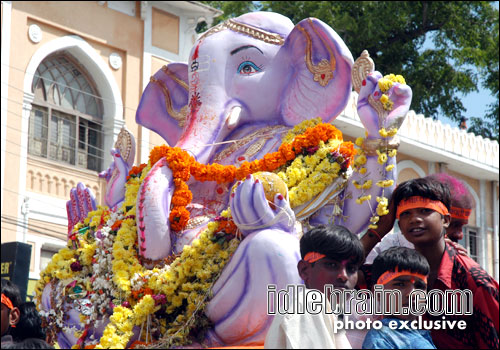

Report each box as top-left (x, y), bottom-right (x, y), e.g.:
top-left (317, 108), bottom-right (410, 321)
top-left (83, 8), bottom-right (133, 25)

top-left (147, 120), bottom-right (354, 231)
top-left (377, 74), bottom-right (406, 111)
top-left (36, 119), bottom-right (358, 348)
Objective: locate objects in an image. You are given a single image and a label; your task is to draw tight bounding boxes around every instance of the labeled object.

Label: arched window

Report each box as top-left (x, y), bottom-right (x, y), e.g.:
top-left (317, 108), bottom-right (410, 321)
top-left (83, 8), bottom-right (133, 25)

top-left (28, 53), bottom-right (104, 172)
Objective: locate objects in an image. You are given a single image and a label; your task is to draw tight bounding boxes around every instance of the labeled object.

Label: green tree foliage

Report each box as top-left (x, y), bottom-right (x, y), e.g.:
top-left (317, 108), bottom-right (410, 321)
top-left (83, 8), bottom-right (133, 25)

top-left (201, 1), bottom-right (499, 141)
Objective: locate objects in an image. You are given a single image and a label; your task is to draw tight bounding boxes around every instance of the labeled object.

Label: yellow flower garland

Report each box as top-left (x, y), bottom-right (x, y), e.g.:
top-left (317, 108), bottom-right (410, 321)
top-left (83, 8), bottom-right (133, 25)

top-left (352, 130), bottom-right (398, 229)
top-left (277, 118), bottom-right (355, 208)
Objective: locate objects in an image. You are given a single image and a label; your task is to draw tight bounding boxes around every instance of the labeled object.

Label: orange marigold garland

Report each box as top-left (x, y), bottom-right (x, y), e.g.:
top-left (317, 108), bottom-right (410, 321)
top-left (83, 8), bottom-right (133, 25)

top-left (127, 163), bottom-right (148, 181)
top-left (147, 122), bottom-right (355, 231)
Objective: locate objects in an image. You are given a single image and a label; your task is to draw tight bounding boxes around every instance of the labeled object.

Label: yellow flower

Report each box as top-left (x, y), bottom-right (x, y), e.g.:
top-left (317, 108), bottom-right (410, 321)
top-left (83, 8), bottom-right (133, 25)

top-left (362, 180), bottom-right (373, 190)
top-left (379, 128), bottom-right (389, 138)
top-left (356, 195), bottom-right (372, 204)
top-left (382, 99), bottom-right (394, 111)
top-left (387, 128), bottom-right (398, 137)
top-left (388, 149), bottom-right (397, 157)
top-left (377, 152), bottom-right (388, 165)
top-left (377, 206), bottom-right (390, 216)
top-left (385, 164), bottom-right (395, 172)
top-left (394, 75), bottom-right (406, 84)
top-left (376, 180), bottom-right (394, 188)
top-left (378, 78), bottom-right (393, 92)
top-left (354, 155), bottom-right (367, 167)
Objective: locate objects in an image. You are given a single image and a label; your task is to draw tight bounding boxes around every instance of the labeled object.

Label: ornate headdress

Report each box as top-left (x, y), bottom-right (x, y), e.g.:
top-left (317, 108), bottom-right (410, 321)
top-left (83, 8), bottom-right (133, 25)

top-left (198, 18), bottom-right (285, 45)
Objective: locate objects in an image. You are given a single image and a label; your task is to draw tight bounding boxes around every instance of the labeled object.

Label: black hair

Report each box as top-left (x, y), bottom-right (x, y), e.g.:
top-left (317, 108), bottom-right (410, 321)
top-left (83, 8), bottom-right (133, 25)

top-left (11, 302), bottom-right (46, 342)
top-left (300, 224), bottom-right (364, 267)
top-left (1, 338), bottom-right (54, 349)
top-left (391, 177), bottom-right (451, 211)
top-left (1, 278), bottom-right (22, 309)
top-left (372, 247), bottom-right (430, 285)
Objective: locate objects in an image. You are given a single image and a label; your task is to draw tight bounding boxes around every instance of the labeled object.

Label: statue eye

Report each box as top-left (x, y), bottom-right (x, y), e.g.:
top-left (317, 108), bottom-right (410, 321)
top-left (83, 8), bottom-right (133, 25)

top-left (237, 61), bottom-right (262, 75)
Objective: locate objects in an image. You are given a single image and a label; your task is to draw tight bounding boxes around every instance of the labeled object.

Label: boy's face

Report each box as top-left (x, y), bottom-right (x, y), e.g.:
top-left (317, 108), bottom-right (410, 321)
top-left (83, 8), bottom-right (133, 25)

top-left (447, 219), bottom-right (466, 241)
top-left (398, 207), bottom-right (450, 246)
top-left (382, 274), bottom-right (427, 321)
top-left (298, 257), bottom-right (359, 292)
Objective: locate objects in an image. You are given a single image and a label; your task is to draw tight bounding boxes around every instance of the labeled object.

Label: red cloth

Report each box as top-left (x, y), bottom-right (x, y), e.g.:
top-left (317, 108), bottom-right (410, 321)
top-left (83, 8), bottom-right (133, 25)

top-left (427, 242), bottom-right (499, 349)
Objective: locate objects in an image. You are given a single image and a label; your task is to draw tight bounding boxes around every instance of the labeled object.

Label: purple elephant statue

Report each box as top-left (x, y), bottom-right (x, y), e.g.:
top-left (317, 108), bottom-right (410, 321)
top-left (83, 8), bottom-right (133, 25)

top-left (132, 11), bottom-right (411, 345)
top-left (39, 11), bottom-right (411, 348)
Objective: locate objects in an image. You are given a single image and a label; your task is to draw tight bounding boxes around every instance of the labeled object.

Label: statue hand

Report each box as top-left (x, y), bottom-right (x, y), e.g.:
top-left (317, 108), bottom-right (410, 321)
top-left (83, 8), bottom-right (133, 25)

top-left (100, 148), bottom-right (130, 209)
top-left (230, 175), bottom-right (295, 236)
top-left (357, 71), bottom-right (412, 139)
top-left (67, 183), bottom-right (97, 235)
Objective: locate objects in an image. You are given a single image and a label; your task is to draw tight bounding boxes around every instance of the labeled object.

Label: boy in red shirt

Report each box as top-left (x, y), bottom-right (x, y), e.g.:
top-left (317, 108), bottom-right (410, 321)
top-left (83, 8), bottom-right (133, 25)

top-left (391, 177), bottom-right (499, 349)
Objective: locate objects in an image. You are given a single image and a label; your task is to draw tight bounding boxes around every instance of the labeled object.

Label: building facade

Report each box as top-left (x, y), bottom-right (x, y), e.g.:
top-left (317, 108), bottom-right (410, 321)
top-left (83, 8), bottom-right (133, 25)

top-left (1, 1), bottom-right (498, 300)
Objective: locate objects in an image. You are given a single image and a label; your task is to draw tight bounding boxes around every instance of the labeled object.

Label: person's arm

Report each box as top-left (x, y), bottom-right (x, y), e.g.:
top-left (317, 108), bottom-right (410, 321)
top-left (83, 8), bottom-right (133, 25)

top-left (473, 285), bottom-right (499, 349)
top-left (358, 198), bottom-right (396, 288)
top-left (360, 197), bottom-right (396, 259)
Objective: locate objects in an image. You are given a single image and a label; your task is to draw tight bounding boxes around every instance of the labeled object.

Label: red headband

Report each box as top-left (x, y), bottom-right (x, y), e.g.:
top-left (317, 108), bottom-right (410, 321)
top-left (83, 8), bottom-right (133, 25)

top-left (304, 252), bottom-right (326, 263)
top-left (1, 293), bottom-right (14, 310)
top-left (450, 206), bottom-right (471, 221)
top-left (376, 267), bottom-right (428, 286)
top-left (396, 196), bottom-right (449, 219)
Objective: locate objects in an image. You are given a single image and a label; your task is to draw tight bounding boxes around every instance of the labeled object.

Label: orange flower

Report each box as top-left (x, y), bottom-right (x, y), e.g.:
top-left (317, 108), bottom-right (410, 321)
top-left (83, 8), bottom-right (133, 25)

top-left (127, 163), bottom-right (147, 181)
top-left (170, 207), bottom-right (190, 232)
top-left (217, 219), bottom-right (237, 235)
top-left (235, 162), bottom-right (252, 180)
top-left (111, 220), bottom-right (123, 231)
top-left (279, 143), bottom-right (296, 161)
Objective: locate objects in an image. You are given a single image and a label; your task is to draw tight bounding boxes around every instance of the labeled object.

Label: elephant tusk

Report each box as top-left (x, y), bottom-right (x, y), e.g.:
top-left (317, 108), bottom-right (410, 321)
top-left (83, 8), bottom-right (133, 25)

top-left (226, 106), bottom-right (242, 130)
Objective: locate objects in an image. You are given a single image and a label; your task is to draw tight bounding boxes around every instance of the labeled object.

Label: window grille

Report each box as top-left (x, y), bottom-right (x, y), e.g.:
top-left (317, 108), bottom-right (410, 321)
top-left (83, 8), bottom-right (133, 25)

top-left (460, 226), bottom-right (480, 263)
top-left (29, 53), bottom-right (104, 172)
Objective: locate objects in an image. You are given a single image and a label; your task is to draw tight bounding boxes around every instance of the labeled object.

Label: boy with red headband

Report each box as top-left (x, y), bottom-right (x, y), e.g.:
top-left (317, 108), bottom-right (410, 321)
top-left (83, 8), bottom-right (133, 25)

top-left (1, 279), bottom-right (21, 344)
top-left (363, 173), bottom-right (474, 266)
top-left (265, 224), bottom-right (364, 348)
top-left (362, 247), bottom-right (436, 349)
top-left (389, 177), bottom-right (499, 349)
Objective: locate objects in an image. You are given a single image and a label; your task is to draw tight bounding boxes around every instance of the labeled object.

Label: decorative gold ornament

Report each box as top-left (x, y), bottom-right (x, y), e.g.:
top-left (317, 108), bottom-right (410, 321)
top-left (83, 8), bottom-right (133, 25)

top-left (297, 19), bottom-right (336, 87)
top-left (212, 125), bottom-right (287, 163)
top-left (199, 19), bottom-right (285, 46)
top-left (150, 76), bottom-right (188, 127)
top-left (361, 136), bottom-right (400, 156)
top-left (162, 65), bottom-right (189, 91)
top-left (351, 50), bottom-right (375, 94)
top-left (114, 126), bottom-right (135, 165)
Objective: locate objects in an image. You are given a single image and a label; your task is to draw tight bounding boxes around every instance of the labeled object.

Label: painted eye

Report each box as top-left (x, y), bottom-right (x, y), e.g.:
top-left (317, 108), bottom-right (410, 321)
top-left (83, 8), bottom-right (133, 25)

top-left (237, 61), bottom-right (261, 75)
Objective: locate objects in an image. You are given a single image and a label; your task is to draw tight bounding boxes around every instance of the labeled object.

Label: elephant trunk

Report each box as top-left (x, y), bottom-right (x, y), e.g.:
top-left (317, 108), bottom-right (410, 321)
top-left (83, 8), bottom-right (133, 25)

top-left (175, 98), bottom-right (244, 164)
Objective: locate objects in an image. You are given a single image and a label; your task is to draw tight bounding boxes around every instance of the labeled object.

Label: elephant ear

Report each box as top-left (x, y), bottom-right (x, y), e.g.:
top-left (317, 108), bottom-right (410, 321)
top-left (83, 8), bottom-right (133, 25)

top-left (280, 18), bottom-right (354, 126)
top-left (136, 63), bottom-right (189, 146)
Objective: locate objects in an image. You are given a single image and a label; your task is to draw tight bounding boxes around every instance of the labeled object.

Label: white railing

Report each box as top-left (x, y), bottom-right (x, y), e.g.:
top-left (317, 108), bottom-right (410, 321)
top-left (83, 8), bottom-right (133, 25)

top-left (340, 92), bottom-right (499, 169)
